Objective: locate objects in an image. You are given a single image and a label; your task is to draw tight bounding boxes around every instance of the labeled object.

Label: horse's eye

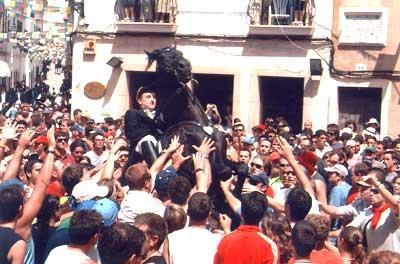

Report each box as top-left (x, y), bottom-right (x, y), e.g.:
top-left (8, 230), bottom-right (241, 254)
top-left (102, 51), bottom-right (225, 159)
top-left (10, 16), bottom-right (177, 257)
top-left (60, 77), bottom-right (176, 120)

top-left (178, 62), bottom-right (185, 69)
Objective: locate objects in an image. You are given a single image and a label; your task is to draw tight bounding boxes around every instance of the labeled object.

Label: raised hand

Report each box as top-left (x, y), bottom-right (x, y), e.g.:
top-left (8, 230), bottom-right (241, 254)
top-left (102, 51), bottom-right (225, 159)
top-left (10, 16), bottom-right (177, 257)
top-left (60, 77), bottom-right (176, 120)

top-left (166, 135), bottom-right (181, 154)
top-left (1, 121), bottom-right (18, 140)
top-left (111, 139), bottom-right (128, 154)
top-left (192, 137), bottom-right (216, 156)
top-left (171, 145), bottom-right (191, 170)
top-left (47, 126), bottom-right (56, 149)
top-left (18, 129), bottom-right (36, 148)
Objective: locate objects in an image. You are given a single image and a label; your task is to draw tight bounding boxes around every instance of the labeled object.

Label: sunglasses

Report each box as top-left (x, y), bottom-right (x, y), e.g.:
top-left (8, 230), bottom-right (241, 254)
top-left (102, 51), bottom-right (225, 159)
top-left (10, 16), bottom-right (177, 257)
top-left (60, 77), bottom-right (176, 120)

top-left (56, 138), bottom-right (67, 143)
top-left (279, 163), bottom-right (290, 167)
top-left (370, 188), bottom-right (380, 195)
top-left (250, 163), bottom-right (263, 169)
top-left (234, 129), bottom-right (243, 132)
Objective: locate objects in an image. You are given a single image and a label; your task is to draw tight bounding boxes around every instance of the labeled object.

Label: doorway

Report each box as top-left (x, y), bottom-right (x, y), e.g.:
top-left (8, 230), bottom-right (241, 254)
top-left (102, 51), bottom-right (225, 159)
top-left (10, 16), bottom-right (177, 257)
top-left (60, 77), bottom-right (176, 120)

top-left (193, 74), bottom-right (234, 127)
top-left (338, 87), bottom-right (381, 132)
top-left (259, 77), bottom-right (304, 133)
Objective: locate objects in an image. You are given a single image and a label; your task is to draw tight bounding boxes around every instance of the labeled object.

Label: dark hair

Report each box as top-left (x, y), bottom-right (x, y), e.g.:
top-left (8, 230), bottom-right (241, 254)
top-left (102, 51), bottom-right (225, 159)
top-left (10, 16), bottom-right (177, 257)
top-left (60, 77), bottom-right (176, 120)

top-left (241, 191), bottom-right (267, 225)
top-left (61, 165), bottom-right (83, 195)
top-left (187, 192), bottom-right (211, 222)
top-left (291, 220), bottom-right (317, 258)
top-left (73, 109), bottom-right (82, 116)
top-left (70, 140), bottom-right (88, 154)
top-left (35, 195), bottom-right (60, 253)
top-left (98, 223), bottom-right (144, 264)
top-left (55, 130), bottom-right (69, 140)
top-left (384, 150), bottom-right (400, 164)
top-left (23, 159), bottom-right (42, 175)
top-left (16, 119), bottom-right (28, 128)
top-left (354, 134), bottom-right (364, 144)
top-left (168, 176), bottom-right (191, 205)
top-left (0, 186), bottom-right (24, 223)
top-left (339, 226), bottom-right (365, 264)
top-left (163, 204), bottom-right (187, 233)
top-left (345, 119), bottom-right (357, 132)
top-left (285, 187), bottom-right (312, 222)
top-left (69, 210), bottom-right (103, 245)
top-left (354, 162), bottom-right (370, 176)
top-left (134, 213), bottom-right (167, 249)
top-left (315, 129), bottom-right (327, 138)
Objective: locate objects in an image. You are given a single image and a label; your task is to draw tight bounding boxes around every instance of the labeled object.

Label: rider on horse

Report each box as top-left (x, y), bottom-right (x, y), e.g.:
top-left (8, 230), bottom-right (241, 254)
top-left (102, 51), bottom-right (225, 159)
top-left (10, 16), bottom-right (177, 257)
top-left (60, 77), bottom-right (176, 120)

top-left (124, 83), bottom-right (162, 166)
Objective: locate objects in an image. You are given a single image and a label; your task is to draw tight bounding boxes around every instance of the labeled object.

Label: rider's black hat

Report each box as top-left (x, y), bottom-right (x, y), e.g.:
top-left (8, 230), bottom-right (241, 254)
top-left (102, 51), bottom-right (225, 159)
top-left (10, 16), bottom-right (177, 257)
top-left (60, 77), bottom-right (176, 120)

top-left (136, 84), bottom-right (157, 101)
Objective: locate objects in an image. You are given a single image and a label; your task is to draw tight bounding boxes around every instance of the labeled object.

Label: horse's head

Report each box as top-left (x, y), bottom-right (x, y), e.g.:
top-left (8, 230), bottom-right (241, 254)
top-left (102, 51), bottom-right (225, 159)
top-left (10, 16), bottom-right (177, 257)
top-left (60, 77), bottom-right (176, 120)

top-left (145, 47), bottom-right (192, 84)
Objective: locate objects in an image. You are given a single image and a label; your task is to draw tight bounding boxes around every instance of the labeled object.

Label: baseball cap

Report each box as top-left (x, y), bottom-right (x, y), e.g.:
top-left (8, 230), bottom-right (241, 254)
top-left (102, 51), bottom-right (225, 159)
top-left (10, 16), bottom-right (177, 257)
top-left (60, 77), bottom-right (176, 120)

top-left (92, 198), bottom-right (119, 226)
top-left (297, 150), bottom-right (317, 173)
top-left (155, 166), bottom-right (177, 196)
top-left (249, 172), bottom-right (269, 185)
top-left (364, 146), bottom-right (376, 153)
top-left (35, 135), bottom-right (48, 145)
top-left (325, 164), bottom-right (348, 177)
top-left (0, 178), bottom-right (24, 192)
top-left (71, 180), bottom-right (109, 202)
top-left (71, 124), bottom-right (85, 133)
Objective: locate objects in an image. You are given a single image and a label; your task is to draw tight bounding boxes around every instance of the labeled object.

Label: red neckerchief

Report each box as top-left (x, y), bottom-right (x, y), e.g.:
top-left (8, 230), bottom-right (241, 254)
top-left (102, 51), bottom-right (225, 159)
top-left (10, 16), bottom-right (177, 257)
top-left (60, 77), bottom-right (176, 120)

top-left (371, 203), bottom-right (391, 230)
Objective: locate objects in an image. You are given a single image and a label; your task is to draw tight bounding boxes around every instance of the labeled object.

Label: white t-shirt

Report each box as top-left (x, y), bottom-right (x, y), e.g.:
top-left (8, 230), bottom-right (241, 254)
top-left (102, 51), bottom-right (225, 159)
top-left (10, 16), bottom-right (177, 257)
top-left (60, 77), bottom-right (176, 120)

top-left (118, 190), bottom-right (165, 224)
top-left (84, 150), bottom-right (109, 167)
top-left (45, 245), bottom-right (95, 264)
top-left (348, 207), bottom-right (400, 253)
top-left (168, 227), bottom-right (221, 264)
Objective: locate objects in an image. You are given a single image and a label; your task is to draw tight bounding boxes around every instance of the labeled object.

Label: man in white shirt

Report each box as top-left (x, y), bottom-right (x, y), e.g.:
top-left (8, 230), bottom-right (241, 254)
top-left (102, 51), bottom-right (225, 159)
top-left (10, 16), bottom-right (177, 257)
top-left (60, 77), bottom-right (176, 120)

top-left (166, 192), bottom-right (221, 264)
top-left (45, 210), bottom-right (103, 264)
top-left (118, 164), bottom-right (165, 224)
top-left (84, 133), bottom-right (109, 167)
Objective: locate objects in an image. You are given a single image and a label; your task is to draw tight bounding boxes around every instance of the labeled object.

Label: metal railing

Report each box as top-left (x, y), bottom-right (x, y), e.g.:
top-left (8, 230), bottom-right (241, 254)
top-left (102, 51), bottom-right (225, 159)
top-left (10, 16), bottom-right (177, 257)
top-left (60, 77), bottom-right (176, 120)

top-left (248, 0), bottom-right (315, 26)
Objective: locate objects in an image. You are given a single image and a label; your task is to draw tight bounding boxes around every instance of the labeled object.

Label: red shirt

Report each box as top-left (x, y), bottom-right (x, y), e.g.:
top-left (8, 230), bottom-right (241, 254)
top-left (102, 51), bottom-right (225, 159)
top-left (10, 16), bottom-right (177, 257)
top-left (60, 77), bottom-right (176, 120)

top-left (214, 225), bottom-right (279, 264)
top-left (289, 248), bottom-right (343, 264)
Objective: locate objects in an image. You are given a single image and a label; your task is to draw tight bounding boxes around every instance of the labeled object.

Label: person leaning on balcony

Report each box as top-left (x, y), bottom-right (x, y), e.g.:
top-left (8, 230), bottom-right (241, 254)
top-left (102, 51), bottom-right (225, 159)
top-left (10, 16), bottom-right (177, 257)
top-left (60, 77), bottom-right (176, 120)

top-left (122, 0), bottom-right (136, 21)
top-left (156, 0), bottom-right (175, 23)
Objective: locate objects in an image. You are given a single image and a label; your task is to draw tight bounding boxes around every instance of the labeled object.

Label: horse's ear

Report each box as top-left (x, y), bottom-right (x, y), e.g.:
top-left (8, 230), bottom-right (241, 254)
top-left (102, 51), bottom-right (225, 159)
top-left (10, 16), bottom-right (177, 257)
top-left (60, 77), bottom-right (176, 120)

top-left (144, 49), bottom-right (157, 71)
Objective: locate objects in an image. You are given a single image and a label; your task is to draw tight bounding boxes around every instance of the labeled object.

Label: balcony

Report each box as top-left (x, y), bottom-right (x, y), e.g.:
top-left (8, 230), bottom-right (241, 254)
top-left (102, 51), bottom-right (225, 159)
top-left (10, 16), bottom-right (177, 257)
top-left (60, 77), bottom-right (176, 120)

top-left (247, 0), bottom-right (315, 37)
top-left (114, 1), bottom-right (177, 34)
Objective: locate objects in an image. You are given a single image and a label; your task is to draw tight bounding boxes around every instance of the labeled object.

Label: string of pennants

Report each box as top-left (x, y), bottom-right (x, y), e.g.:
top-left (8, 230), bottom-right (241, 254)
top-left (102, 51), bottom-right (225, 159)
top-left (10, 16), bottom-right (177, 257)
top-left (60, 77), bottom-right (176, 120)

top-left (0, 0), bottom-right (69, 13)
top-left (0, 31), bottom-right (67, 40)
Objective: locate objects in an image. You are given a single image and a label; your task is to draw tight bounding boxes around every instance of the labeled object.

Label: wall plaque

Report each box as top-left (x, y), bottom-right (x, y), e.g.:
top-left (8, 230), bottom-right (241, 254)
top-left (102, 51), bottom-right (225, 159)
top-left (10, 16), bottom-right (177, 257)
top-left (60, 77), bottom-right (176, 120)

top-left (84, 82), bottom-right (106, 99)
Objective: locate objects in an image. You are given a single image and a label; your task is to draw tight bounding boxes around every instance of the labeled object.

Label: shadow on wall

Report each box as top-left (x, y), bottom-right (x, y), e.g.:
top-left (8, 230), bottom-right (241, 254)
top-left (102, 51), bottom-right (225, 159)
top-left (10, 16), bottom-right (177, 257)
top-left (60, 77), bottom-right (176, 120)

top-left (102, 67), bottom-right (123, 107)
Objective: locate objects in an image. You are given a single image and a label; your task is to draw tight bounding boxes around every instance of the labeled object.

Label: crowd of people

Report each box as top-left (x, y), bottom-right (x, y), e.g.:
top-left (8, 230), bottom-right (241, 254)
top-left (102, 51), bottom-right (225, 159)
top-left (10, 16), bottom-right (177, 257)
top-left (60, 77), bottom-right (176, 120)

top-left (0, 82), bottom-right (400, 264)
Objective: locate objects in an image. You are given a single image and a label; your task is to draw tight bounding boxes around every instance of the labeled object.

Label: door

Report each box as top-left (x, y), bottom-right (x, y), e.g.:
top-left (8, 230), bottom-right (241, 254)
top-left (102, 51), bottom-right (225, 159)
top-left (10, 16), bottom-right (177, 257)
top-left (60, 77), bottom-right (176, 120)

top-left (338, 87), bottom-right (381, 132)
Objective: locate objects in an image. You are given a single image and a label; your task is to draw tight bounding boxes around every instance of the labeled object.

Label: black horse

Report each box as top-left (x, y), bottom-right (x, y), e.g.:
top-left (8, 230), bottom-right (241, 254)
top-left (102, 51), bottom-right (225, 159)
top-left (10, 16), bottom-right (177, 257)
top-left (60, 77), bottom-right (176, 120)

top-left (145, 47), bottom-right (232, 206)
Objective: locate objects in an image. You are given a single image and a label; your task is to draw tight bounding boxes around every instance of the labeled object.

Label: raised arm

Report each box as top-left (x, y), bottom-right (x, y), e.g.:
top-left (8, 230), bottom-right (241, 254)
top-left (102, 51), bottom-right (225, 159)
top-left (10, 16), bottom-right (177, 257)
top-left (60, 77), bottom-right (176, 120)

top-left (0, 121), bottom-right (18, 162)
top-left (101, 139), bottom-right (128, 181)
top-left (149, 135), bottom-right (180, 176)
top-left (17, 126), bottom-right (55, 229)
top-left (220, 176), bottom-right (241, 213)
top-left (276, 136), bottom-right (315, 197)
top-left (3, 129), bottom-right (35, 181)
top-left (192, 137), bottom-right (215, 192)
top-left (363, 169), bottom-right (399, 216)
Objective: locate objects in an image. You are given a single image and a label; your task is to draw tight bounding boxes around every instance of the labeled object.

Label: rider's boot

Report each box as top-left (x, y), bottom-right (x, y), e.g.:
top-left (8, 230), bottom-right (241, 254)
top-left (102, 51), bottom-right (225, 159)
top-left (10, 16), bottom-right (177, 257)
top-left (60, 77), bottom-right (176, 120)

top-left (141, 141), bottom-right (158, 166)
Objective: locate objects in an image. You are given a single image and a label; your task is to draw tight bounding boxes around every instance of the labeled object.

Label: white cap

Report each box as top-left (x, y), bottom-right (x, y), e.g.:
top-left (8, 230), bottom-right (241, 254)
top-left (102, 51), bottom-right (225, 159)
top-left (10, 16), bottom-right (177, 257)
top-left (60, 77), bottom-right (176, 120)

top-left (325, 164), bottom-right (348, 177)
top-left (366, 118), bottom-right (379, 125)
top-left (72, 180), bottom-right (109, 202)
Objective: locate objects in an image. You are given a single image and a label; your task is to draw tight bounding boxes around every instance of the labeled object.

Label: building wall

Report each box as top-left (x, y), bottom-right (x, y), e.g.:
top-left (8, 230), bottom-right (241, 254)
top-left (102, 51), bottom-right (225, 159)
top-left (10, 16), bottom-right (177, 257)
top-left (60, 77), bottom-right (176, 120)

top-left (72, 0), bottom-right (399, 136)
top-left (331, 0), bottom-right (400, 137)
